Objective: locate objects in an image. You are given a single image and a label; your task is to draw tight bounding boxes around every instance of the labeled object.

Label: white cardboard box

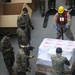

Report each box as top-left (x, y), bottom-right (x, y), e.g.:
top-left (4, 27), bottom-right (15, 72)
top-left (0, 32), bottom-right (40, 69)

top-left (36, 38), bottom-right (75, 70)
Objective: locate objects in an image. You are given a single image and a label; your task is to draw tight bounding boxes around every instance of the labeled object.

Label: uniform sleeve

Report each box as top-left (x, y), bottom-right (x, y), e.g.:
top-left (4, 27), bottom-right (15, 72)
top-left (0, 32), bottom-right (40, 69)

top-left (17, 16), bottom-right (21, 27)
top-left (28, 15), bottom-right (33, 27)
top-left (66, 12), bottom-right (71, 26)
top-left (53, 13), bottom-right (58, 26)
top-left (17, 15), bottom-right (25, 27)
top-left (0, 39), bottom-right (4, 48)
top-left (29, 19), bottom-right (32, 26)
top-left (65, 57), bottom-right (70, 65)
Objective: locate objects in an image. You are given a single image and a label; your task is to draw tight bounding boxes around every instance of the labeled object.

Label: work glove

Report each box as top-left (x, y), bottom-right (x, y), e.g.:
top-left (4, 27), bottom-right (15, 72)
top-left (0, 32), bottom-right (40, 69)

top-left (30, 55), bottom-right (35, 59)
top-left (54, 25), bottom-right (58, 30)
top-left (65, 25), bottom-right (68, 29)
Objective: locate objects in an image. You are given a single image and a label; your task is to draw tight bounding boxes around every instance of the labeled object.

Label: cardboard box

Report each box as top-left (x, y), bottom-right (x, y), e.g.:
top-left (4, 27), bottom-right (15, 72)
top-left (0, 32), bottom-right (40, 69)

top-left (35, 38), bottom-right (74, 75)
top-left (11, 0), bottom-right (32, 3)
top-left (0, 3), bottom-right (32, 27)
top-left (35, 64), bottom-right (52, 74)
top-left (27, 0), bottom-right (38, 11)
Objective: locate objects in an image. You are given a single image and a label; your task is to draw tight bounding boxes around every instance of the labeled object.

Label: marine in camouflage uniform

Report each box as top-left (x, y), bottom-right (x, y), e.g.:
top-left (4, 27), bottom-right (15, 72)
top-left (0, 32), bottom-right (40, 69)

top-left (0, 36), bottom-right (15, 75)
top-left (39, 0), bottom-right (56, 17)
top-left (17, 7), bottom-right (34, 44)
top-left (51, 47), bottom-right (70, 75)
top-left (65, 0), bottom-right (75, 10)
top-left (20, 43), bottom-right (34, 68)
top-left (48, 0), bottom-right (56, 9)
top-left (15, 47), bottom-right (34, 75)
top-left (17, 26), bottom-right (34, 57)
top-left (39, 0), bottom-right (45, 17)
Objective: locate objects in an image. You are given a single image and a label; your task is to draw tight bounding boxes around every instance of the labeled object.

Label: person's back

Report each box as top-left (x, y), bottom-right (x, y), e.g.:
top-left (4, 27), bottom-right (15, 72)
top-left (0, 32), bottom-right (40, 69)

top-left (51, 47), bottom-right (70, 75)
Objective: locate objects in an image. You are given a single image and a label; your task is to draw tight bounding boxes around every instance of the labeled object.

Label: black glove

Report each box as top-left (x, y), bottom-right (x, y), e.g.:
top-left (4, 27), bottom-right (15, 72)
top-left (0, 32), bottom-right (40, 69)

top-left (29, 46), bottom-right (34, 51)
top-left (31, 26), bottom-right (34, 30)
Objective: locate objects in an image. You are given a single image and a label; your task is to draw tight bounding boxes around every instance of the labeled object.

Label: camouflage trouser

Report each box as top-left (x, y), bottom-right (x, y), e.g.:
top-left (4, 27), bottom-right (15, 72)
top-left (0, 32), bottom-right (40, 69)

top-left (27, 58), bottom-right (30, 68)
top-left (48, 0), bottom-right (56, 9)
top-left (17, 72), bottom-right (26, 75)
top-left (3, 51), bottom-right (15, 75)
top-left (18, 36), bottom-right (21, 48)
top-left (56, 27), bottom-right (74, 41)
top-left (25, 27), bottom-right (31, 44)
top-left (39, 0), bottom-right (56, 14)
top-left (39, 0), bottom-right (45, 15)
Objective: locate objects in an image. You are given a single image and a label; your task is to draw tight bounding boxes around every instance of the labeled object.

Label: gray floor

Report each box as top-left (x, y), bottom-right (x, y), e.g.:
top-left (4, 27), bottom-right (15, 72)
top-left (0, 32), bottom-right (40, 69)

top-left (0, 0), bottom-right (75, 75)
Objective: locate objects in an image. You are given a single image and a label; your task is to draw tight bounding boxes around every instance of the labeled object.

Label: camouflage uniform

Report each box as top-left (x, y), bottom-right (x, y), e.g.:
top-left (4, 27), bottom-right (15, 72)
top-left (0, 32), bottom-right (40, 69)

top-left (51, 55), bottom-right (70, 75)
top-left (39, 0), bottom-right (45, 16)
top-left (15, 49), bottom-right (34, 75)
top-left (48, 0), bottom-right (56, 9)
top-left (66, 0), bottom-right (75, 9)
top-left (53, 10), bottom-right (74, 40)
top-left (17, 13), bottom-right (34, 43)
top-left (17, 27), bottom-right (29, 48)
top-left (16, 27), bottom-right (34, 69)
top-left (39, 0), bottom-right (56, 16)
top-left (0, 36), bottom-right (15, 75)
top-left (17, 27), bottom-right (34, 56)
top-left (21, 46), bottom-right (34, 68)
